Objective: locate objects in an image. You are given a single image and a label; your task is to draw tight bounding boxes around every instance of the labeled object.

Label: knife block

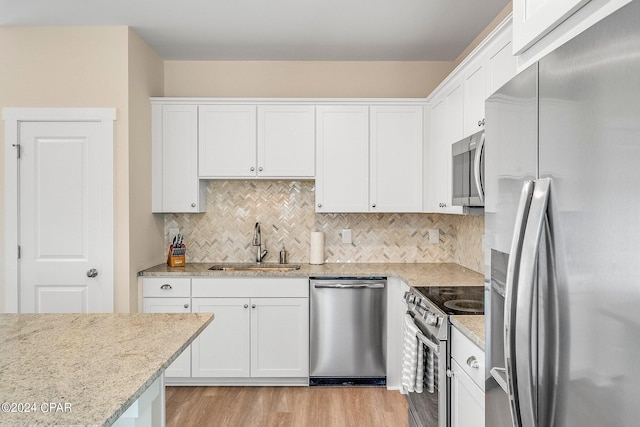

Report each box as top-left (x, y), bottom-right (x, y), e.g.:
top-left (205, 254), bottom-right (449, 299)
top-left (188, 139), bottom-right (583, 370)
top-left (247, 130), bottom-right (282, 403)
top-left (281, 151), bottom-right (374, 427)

top-left (167, 244), bottom-right (186, 267)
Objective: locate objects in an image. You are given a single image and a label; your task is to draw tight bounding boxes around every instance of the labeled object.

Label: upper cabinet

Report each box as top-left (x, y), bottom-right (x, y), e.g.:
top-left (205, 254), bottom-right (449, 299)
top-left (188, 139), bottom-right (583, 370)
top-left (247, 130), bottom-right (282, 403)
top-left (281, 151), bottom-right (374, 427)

top-left (199, 105), bottom-right (257, 178)
top-left (513, 0), bottom-right (591, 54)
top-left (257, 105), bottom-right (315, 178)
top-left (198, 104), bottom-right (315, 179)
top-left (424, 15), bottom-right (515, 214)
top-left (315, 105), bottom-right (423, 213)
top-left (513, 0), bottom-right (631, 69)
top-left (315, 105), bottom-right (370, 213)
top-left (151, 104), bottom-right (206, 213)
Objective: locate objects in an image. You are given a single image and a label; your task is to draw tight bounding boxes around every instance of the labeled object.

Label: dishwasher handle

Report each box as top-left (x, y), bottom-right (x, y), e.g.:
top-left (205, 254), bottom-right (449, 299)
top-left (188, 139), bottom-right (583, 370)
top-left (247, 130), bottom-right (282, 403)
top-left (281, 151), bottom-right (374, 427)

top-left (313, 283), bottom-right (385, 289)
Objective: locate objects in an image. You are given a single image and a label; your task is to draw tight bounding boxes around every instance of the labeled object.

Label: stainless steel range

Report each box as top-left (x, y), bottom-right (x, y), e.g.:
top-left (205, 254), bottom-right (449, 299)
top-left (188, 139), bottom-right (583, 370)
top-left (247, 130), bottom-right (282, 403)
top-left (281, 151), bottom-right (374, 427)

top-left (403, 286), bottom-right (484, 427)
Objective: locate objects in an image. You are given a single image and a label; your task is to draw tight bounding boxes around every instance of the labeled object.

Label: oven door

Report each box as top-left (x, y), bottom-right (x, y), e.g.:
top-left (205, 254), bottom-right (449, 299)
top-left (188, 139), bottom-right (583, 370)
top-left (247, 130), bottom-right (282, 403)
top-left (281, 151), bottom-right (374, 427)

top-left (407, 321), bottom-right (448, 427)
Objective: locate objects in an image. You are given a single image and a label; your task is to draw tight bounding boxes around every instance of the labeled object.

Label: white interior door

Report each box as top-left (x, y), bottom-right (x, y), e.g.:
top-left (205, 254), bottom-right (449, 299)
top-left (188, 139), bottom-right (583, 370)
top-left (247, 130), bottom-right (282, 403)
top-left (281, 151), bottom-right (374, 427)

top-left (4, 108), bottom-right (114, 313)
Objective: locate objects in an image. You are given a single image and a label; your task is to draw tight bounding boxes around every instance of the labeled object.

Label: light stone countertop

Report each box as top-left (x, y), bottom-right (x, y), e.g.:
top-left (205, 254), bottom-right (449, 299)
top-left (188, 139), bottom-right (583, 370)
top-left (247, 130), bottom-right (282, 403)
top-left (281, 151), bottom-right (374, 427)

top-left (140, 262), bottom-right (484, 288)
top-left (0, 313), bottom-right (213, 427)
top-left (450, 315), bottom-right (485, 349)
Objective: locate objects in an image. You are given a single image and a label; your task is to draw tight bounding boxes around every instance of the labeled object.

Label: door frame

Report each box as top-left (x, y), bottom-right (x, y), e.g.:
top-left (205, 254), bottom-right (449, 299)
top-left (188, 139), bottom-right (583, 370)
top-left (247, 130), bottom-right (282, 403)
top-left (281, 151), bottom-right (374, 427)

top-left (3, 108), bottom-right (116, 313)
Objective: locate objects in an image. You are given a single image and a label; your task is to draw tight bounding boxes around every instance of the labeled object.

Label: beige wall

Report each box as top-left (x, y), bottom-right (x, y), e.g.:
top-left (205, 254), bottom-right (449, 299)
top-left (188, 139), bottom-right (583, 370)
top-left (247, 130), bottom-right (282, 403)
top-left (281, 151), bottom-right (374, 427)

top-left (127, 30), bottom-right (165, 312)
top-left (0, 26), bottom-right (131, 312)
top-left (164, 61), bottom-right (455, 98)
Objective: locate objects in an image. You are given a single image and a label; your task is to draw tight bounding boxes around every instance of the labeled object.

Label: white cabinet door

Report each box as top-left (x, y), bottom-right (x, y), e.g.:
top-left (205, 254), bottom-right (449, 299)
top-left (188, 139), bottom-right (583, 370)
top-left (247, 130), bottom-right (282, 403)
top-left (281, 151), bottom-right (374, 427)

top-left (142, 297), bottom-right (192, 378)
top-left (369, 106), bottom-right (423, 212)
top-left (487, 32), bottom-right (518, 97)
top-left (250, 298), bottom-right (309, 378)
top-left (450, 359), bottom-right (485, 427)
top-left (463, 61), bottom-right (487, 137)
top-left (315, 105), bottom-right (369, 212)
top-left (191, 298), bottom-right (251, 378)
top-left (198, 105), bottom-right (257, 178)
top-left (257, 105), bottom-right (315, 178)
top-left (513, 0), bottom-right (591, 54)
top-left (152, 104), bottom-right (205, 213)
top-left (428, 96), bottom-right (465, 214)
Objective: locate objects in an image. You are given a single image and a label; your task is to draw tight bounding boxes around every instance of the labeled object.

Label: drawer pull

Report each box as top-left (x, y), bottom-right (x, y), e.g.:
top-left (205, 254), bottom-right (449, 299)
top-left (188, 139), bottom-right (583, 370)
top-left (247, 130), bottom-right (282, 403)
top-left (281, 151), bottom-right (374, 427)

top-left (466, 356), bottom-right (480, 369)
top-left (160, 284), bottom-right (172, 290)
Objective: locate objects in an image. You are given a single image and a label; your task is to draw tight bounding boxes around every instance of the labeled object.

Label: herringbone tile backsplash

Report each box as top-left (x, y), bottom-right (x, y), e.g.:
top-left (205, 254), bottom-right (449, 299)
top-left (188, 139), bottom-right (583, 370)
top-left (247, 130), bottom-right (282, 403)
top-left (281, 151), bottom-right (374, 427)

top-left (165, 180), bottom-right (484, 273)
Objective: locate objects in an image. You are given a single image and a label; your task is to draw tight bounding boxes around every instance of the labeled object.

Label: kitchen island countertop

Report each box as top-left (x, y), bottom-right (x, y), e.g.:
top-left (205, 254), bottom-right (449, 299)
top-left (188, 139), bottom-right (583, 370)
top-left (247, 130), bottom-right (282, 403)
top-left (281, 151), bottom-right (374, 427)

top-left (0, 313), bottom-right (213, 427)
top-left (140, 262), bottom-right (484, 288)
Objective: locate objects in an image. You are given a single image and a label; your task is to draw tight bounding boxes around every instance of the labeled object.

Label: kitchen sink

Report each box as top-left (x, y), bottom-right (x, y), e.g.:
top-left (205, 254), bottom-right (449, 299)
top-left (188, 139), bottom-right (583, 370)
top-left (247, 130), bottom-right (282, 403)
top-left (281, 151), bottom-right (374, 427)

top-left (208, 263), bottom-right (302, 272)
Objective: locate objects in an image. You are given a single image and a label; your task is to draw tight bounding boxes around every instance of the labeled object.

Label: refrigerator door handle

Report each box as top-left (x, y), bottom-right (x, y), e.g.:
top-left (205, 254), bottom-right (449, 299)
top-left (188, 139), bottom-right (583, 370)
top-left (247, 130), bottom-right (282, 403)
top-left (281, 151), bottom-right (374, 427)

top-left (515, 178), bottom-right (552, 427)
top-left (504, 180), bottom-right (535, 427)
top-left (473, 132), bottom-right (485, 203)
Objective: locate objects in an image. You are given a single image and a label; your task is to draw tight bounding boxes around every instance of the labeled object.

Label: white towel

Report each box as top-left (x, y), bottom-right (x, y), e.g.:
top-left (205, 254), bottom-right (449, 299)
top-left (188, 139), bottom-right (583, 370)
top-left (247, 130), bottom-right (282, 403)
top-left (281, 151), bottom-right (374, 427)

top-left (401, 313), bottom-right (424, 393)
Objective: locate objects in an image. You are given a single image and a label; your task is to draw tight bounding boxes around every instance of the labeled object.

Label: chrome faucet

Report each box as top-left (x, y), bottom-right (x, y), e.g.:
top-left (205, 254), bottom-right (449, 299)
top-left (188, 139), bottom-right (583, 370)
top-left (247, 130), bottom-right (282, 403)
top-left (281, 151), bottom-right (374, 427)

top-left (252, 222), bottom-right (268, 263)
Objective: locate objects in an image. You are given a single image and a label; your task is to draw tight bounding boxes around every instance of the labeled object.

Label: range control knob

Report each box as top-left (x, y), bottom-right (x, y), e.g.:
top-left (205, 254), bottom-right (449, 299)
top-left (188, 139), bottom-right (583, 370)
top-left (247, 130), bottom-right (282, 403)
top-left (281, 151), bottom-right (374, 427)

top-left (425, 312), bottom-right (439, 326)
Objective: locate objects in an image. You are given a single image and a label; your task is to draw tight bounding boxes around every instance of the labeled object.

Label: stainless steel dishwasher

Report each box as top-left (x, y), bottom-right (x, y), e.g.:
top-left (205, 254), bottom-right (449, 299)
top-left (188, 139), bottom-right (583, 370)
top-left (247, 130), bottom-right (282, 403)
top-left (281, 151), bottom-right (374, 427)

top-left (309, 277), bottom-right (386, 386)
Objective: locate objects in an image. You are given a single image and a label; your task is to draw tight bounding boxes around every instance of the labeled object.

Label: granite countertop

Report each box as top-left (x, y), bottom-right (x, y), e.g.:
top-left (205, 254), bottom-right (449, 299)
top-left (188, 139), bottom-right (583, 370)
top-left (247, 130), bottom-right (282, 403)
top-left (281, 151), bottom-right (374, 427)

top-left (0, 313), bottom-right (213, 427)
top-left (451, 315), bottom-right (485, 349)
top-left (140, 262), bottom-right (484, 288)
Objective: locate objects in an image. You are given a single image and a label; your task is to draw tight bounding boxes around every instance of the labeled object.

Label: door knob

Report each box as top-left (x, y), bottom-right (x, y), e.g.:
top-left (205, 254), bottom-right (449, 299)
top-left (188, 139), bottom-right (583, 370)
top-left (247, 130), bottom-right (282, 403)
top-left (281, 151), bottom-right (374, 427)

top-left (86, 268), bottom-right (99, 278)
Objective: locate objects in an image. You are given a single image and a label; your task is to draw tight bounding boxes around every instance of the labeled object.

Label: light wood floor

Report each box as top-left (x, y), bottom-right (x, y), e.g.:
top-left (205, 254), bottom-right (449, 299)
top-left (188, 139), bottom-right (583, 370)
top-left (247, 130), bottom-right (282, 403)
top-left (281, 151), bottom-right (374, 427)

top-left (166, 386), bottom-right (408, 427)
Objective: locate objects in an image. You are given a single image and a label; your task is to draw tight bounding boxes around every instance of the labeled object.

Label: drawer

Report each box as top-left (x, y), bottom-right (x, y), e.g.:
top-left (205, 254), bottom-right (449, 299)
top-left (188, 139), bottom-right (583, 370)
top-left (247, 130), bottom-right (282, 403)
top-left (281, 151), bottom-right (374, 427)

top-left (142, 277), bottom-right (191, 297)
top-left (451, 326), bottom-right (485, 390)
top-left (192, 277), bottom-right (309, 298)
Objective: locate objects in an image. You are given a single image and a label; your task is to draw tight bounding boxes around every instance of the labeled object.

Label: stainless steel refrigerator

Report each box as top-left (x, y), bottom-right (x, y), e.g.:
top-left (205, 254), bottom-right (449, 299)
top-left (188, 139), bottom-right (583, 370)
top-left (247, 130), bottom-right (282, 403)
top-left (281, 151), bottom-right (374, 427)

top-left (484, 2), bottom-right (640, 426)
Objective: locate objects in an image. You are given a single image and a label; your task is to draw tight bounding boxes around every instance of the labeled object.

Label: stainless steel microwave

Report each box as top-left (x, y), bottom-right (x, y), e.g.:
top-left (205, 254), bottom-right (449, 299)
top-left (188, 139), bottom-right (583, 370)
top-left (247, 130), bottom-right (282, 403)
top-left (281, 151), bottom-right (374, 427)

top-left (452, 130), bottom-right (485, 207)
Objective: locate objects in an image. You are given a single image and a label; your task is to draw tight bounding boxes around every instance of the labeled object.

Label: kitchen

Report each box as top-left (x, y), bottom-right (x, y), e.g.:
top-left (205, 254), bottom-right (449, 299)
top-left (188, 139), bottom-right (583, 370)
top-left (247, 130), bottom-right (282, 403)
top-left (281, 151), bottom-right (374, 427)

top-left (2, 0), bottom-right (639, 426)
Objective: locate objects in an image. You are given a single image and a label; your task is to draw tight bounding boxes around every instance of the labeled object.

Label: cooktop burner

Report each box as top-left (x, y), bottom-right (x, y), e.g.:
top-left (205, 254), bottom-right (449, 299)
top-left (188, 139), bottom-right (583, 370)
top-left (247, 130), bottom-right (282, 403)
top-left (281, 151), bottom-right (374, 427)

top-left (415, 286), bottom-right (484, 315)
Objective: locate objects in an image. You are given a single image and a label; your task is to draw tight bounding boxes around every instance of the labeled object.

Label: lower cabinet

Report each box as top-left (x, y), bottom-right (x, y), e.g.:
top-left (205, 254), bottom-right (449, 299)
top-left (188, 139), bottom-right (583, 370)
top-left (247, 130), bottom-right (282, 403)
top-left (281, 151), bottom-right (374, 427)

top-left (450, 326), bottom-right (485, 427)
top-left (143, 276), bottom-right (309, 385)
top-left (191, 297), bottom-right (309, 379)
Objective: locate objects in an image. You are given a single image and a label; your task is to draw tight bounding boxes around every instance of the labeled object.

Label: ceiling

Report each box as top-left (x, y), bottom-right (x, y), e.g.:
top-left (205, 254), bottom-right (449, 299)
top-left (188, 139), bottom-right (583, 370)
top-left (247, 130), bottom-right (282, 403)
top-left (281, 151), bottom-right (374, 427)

top-left (0, 0), bottom-right (511, 61)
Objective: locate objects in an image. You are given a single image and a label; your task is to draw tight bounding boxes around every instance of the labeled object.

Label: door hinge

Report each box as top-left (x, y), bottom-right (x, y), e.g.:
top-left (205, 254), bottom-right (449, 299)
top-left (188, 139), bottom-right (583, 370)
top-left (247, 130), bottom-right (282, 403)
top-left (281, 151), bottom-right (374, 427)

top-left (12, 144), bottom-right (21, 159)
top-left (17, 245), bottom-right (21, 259)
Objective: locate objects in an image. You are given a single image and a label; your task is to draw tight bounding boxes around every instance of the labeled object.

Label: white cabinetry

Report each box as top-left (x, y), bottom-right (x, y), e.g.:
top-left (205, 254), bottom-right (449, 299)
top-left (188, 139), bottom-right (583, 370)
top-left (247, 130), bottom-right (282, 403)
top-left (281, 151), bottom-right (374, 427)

top-left (198, 104), bottom-right (315, 179)
top-left (424, 16), bottom-right (515, 214)
top-left (369, 106), bottom-right (423, 212)
top-left (463, 61), bottom-right (487, 136)
top-left (315, 105), bottom-right (369, 212)
top-left (142, 278), bottom-right (192, 378)
top-left (151, 104), bottom-right (206, 213)
top-left (190, 277), bottom-right (309, 384)
top-left (316, 104), bottom-right (423, 213)
top-left (257, 105), bottom-right (315, 178)
top-left (450, 326), bottom-right (485, 427)
top-left (198, 105), bottom-right (257, 178)
top-left (513, 0), bottom-right (631, 70)
top-left (513, 0), bottom-right (591, 54)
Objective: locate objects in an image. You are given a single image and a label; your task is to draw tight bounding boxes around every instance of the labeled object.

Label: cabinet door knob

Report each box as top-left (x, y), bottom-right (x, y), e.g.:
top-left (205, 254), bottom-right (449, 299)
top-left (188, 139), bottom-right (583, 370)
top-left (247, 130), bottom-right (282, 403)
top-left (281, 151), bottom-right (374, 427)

top-left (244, 304), bottom-right (249, 309)
top-left (250, 166), bottom-right (255, 172)
top-left (86, 268), bottom-right (98, 278)
top-left (258, 167), bottom-right (263, 172)
top-left (252, 304), bottom-right (256, 309)
top-left (317, 203), bottom-right (323, 208)
top-left (184, 303), bottom-right (189, 309)
top-left (160, 284), bottom-right (172, 290)
top-left (191, 203), bottom-right (196, 208)
top-left (372, 203), bottom-right (376, 208)
top-left (478, 120), bottom-right (482, 126)
top-left (466, 356), bottom-right (480, 369)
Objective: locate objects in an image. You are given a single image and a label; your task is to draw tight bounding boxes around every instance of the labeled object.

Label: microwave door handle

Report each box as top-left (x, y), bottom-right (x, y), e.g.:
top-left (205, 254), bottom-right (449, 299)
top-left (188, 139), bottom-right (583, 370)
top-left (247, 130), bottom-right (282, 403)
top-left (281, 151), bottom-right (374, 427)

top-left (474, 132), bottom-right (485, 203)
top-left (515, 178), bottom-right (552, 427)
top-left (504, 180), bottom-right (534, 427)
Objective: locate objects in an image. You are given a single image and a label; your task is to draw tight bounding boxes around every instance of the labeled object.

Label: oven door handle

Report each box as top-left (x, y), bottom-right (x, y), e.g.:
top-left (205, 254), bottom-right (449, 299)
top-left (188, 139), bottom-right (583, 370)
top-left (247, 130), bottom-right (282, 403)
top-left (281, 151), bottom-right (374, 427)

top-left (417, 331), bottom-right (439, 355)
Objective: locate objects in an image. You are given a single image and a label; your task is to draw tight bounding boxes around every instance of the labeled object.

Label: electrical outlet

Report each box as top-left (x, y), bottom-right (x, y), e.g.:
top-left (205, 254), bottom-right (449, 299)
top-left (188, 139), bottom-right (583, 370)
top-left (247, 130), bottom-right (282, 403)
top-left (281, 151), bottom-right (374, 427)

top-left (428, 229), bottom-right (440, 244)
top-left (341, 229), bottom-right (352, 244)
